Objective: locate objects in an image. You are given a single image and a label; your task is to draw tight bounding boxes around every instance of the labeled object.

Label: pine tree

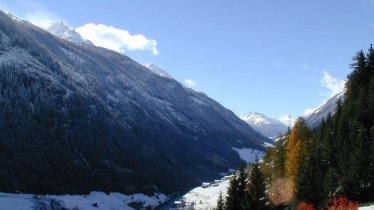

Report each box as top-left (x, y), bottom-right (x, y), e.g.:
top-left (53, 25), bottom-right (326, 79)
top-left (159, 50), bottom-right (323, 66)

top-left (237, 162), bottom-right (248, 204)
top-left (216, 191), bottom-right (225, 210)
top-left (225, 162), bottom-right (248, 210)
top-left (225, 174), bottom-right (240, 210)
top-left (248, 157), bottom-right (269, 210)
top-left (297, 146), bottom-right (325, 208)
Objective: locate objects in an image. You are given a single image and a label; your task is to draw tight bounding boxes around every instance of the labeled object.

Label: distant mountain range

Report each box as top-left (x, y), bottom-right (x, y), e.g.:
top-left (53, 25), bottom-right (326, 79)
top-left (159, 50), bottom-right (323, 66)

top-left (0, 11), bottom-right (270, 195)
top-left (240, 92), bottom-right (344, 138)
top-left (239, 112), bottom-right (288, 139)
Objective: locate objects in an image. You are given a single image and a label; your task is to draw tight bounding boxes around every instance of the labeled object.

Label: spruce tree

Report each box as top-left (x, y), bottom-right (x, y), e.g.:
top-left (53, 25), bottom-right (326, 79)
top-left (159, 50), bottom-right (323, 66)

top-left (225, 162), bottom-right (248, 210)
top-left (225, 174), bottom-right (240, 210)
top-left (248, 157), bottom-right (268, 210)
top-left (216, 191), bottom-right (225, 210)
top-left (297, 147), bottom-right (325, 208)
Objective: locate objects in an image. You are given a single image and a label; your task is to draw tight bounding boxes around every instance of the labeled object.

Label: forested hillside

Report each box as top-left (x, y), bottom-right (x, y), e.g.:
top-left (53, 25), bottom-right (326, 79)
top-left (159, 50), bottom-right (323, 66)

top-left (263, 45), bottom-right (374, 208)
top-left (221, 45), bottom-right (374, 210)
top-left (0, 11), bottom-right (270, 195)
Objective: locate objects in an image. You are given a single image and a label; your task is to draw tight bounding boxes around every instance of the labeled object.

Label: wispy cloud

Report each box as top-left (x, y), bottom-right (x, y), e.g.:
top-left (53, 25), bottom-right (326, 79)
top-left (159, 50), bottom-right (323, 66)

top-left (302, 64), bottom-right (309, 71)
top-left (25, 10), bottom-right (60, 29)
top-left (76, 23), bottom-right (159, 55)
top-left (0, 1), bottom-right (62, 29)
top-left (272, 61), bottom-right (281, 68)
top-left (277, 114), bottom-right (296, 127)
top-left (320, 70), bottom-right (345, 98)
top-left (303, 71), bottom-right (345, 116)
top-left (370, 24), bottom-right (374, 30)
top-left (184, 79), bottom-right (198, 88)
top-left (303, 107), bottom-right (318, 116)
top-left (0, 3), bottom-right (159, 56)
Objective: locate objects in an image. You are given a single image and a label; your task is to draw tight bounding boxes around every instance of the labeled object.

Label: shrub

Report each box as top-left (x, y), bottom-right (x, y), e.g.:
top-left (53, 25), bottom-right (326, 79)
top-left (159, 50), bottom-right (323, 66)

top-left (325, 196), bottom-right (358, 210)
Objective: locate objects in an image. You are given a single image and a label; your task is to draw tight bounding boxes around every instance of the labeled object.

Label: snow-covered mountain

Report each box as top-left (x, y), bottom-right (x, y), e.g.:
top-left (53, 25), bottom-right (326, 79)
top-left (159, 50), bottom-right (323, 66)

top-left (305, 92), bottom-right (344, 128)
top-left (0, 11), bottom-right (271, 195)
top-left (240, 112), bottom-right (288, 139)
top-left (47, 22), bottom-right (92, 45)
top-left (144, 63), bottom-right (173, 79)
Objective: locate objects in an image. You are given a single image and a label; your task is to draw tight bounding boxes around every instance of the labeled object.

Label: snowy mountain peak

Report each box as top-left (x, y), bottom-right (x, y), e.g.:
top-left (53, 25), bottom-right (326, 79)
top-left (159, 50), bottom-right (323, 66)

top-left (47, 22), bottom-right (92, 45)
top-left (144, 64), bottom-right (173, 79)
top-left (4, 11), bottom-right (22, 22)
top-left (240, 112), bottom-right (272, 125)
top-left (240, 112), bottom-right (288, 139)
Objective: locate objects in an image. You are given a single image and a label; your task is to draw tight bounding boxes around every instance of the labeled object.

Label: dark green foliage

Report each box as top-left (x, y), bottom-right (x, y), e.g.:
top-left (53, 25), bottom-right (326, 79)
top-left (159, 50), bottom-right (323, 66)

top-left (297, 146), bottom-right (326, 208)
top-left (225, 176), bottom-right (240, 210)
top-left (225, 162), bottom-right (248, 210)
top-left (225, 161), bottom-right (269, 210)
top-left (297, 45), bottom-right (374, 203)
top-left (215, 191), bottom-right (225, 210)
top-left (247, 158), bottom-right (268, 210)
top-left (263, 45), bottom-right (374, 208)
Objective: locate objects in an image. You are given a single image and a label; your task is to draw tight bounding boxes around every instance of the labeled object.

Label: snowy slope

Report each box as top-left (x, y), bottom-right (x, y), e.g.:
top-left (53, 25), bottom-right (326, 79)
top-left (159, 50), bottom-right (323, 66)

top-left (47, 22), bottom-right (92, 45)
top-left (240, 112), bottom-right (288, 138)
top-left (360, 205), bottom-right (374, 210)
top-left (0, 11), bottom-right (271, 194)
top-left (183, 179), bottom-right (230, 210)
top-left (144, 64), bottom-right (173, 79)
top-left (304, 92), bottom-right (344, 128)
top-left (232, 147), bottom-right (264, 163)
top-left (0, 191), bottom-right (167, 210)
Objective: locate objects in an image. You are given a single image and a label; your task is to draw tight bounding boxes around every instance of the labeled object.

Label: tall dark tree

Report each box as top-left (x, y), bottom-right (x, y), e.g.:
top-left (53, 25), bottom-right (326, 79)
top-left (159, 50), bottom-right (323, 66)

top-left (216, 191), bottom-right (225, 210)
top-left (297, 145), bottom-right (326, 208)
top-left (225, 162), bottom-right (248, 210)
top-left (225, 175), bottom-right (240, 210)
top-left (248, 157), bottom-right (269, 210)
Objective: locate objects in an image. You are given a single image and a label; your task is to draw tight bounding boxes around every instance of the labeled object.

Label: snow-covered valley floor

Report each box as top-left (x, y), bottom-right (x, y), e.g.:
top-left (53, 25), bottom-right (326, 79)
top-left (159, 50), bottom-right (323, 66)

top-left (181, 179), bottom-right (230, 210)
top-left (0, 191), bottom-right (167, 210)
top-left (180, 178), bottom-right (374, 210)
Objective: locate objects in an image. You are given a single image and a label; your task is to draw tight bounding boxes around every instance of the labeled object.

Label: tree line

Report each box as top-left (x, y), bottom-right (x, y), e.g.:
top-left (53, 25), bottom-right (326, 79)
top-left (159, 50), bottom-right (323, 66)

top-left (219, 45), bottom-right (374, 209)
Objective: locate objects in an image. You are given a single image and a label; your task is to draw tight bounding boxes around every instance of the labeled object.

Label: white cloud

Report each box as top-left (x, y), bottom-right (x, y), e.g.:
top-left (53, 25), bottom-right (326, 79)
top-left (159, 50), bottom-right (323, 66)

top-left (0, 2), bottom-right (59, 29)
top-left (272, 61), bottom-right (281, 68)
top-left (320, 71), bottom-right (345, 98)
top-left (184, 79), bottom-right (198, 88)
top-left (303, 107), bottom-right (318, 116)
top-left (370, 24), bottom-right (374, 30)
top-left (277, 114), bottom-right (296, 127)
top-left (76, 23), bottom-right (159, 55)
top-left (303, 71), bottom-right (345, 117)
top-left (24, 10), bottom-right (59, 29)
top-left (302, 64), bottom-right (309, 71)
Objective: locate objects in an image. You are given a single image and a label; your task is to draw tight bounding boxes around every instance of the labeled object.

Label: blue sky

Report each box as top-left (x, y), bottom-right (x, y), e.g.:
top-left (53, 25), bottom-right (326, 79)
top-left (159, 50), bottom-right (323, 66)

top-left (1, 0), bottom-right (374, 122)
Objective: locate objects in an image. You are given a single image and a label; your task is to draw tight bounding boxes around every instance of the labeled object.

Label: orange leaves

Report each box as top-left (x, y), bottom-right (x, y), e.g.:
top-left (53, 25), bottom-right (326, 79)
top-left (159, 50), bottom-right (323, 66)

top-left (296, 197), bottom-right (358, 210)
top-left (297, 201), bottom-right (315, 210)
top-left (326, 196), bottom-right (358, 210)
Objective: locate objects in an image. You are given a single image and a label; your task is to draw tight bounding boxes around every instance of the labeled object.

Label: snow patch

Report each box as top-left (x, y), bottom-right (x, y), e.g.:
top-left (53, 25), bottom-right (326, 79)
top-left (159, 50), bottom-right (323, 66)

top-left (0, 191), bottom-right (168, 210)
top-left (360, 205), bottom-right (374, 210)
top-left (232, 147), bottom-right (264, 163)
top-left (183, 179), bottom-right (230, 210)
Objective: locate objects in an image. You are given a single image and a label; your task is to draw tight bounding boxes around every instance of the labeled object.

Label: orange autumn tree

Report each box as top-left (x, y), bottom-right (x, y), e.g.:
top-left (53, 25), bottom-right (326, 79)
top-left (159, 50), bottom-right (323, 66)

top-left (286, 118), bottom-right (312, 183)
